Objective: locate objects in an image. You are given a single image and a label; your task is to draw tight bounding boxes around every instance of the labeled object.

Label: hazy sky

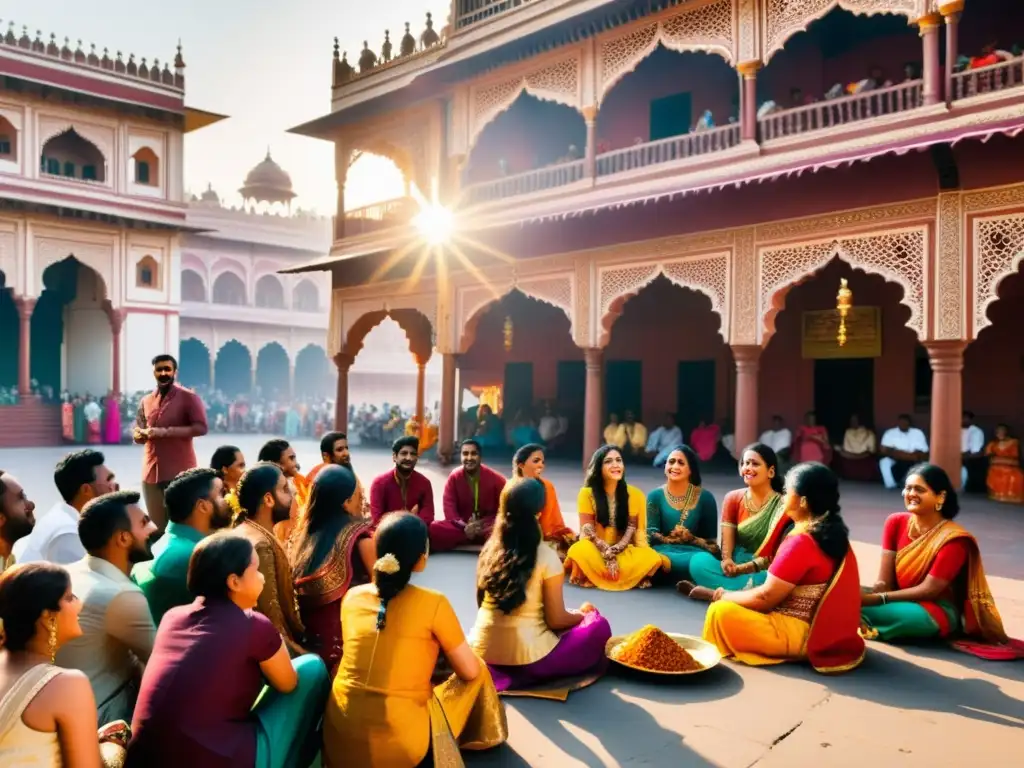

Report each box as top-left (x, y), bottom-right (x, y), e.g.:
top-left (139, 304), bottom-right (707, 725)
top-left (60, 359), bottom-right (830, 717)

top-left (19, 0), bottom-right (449, 213)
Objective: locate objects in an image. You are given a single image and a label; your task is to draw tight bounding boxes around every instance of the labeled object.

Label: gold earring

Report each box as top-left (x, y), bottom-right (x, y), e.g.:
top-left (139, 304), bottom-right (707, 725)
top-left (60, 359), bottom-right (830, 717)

top-left (799, 498), bottom-right (808, 509)
top-left (936, 501), bottom-right (944, 512)
top-left (47, 616), bottom-right (57, 664)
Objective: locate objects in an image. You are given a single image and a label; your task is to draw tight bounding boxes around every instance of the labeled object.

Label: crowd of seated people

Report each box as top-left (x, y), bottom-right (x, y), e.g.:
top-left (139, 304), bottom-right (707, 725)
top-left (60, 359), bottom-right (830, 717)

top-left (2, 418), bottom-right (1021, 765)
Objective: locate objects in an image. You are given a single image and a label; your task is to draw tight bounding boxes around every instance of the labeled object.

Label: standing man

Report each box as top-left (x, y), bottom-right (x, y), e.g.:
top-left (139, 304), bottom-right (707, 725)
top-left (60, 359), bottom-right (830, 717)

top-left (0, 471), bottom-right (36, 573)
top-left (429, 439), bottom-right (505, 552)
top-left (369, 436), bottom-right (434, 527)
top-left (307, 431), bottom-right (368, 518)
top-left (134, 354), bottom-right (208, 531)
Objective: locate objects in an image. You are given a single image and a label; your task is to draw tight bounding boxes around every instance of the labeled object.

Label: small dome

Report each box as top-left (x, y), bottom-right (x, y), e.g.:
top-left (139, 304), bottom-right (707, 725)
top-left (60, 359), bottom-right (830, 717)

top-left (239, 149), bottom-right (296, 205)
top-left (199, 183), bottom-right (221, 206)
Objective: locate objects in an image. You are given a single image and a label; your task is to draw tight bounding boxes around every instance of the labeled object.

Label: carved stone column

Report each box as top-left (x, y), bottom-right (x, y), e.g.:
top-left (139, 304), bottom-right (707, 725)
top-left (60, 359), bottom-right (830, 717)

top-left (104, 304), bottom-right (126, 397)
top-left (926, 341), bottom-right (965, 488)
top-left (438, 352), bottom-right (457, 464)
top-left (334, 142), bottom-right (350, 241)
top-left (919, 13), bottom-right (942, 105)
top-left (737, 61), bottom-right (761, 143)
top-left (582, 347), bottom-right (604, 466)
top-left (414, 358), bottom-right (427, 441)
top-left (731, 345), bottom-right (761, 454)
top-left (333, 352), bottom-right (354, 432)
top-left (940, 2), bottom-right (963, 105)
top-left (15, 296), bottom-right (35, 400)
top-left (583, 106), bottom-right (598, 180)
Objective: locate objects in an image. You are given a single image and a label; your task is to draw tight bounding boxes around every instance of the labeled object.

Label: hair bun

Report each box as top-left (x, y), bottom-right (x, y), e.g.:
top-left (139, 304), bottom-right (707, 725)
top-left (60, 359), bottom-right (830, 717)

top-left (374, 553), bottom-right (400, 575)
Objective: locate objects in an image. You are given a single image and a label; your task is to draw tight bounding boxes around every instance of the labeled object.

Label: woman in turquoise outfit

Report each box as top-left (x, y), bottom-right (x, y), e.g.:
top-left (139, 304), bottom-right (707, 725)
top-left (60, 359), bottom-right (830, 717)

top-left (646, 445), bottom-right (720, 578)
top-left (678, 443), bottom-right (792, 597)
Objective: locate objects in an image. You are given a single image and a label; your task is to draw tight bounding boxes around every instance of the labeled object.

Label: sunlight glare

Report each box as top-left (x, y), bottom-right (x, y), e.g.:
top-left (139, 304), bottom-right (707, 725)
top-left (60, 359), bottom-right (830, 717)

top-left (414, 202), bottom-right (455, 245)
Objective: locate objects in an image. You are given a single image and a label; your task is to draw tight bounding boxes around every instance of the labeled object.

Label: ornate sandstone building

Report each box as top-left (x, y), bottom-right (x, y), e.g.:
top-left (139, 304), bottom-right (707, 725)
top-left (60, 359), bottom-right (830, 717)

top-left (289, 1), bottom-right (1024, 483)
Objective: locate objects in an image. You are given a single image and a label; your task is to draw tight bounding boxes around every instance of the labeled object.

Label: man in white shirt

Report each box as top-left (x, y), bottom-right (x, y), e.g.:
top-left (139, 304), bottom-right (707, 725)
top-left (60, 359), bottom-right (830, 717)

top-left (538, 402), bottom-right (568, 452)
top-left (57, 490), bottom-right (158, 725)
top-left (14, 449), bottom-right (119, 565)
top-left (879, 414), bottom-right (929, 490)
top-left (759, 415), bottom-right (792, 463)
top-left (961, 410), bottom-right (986, 491)
top-left (646, 413), bottom-right (684, 467)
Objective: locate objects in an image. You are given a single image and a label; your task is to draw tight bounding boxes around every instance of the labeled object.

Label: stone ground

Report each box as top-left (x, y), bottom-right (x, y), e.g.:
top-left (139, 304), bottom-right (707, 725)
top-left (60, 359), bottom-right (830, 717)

top-left (3, 435), bottom-right (1023, 766)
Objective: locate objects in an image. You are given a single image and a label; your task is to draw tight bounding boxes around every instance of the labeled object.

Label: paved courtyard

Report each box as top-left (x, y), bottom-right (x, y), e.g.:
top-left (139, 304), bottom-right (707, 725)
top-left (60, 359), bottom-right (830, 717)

top-left (2, 436), bottom-right (1023, 766)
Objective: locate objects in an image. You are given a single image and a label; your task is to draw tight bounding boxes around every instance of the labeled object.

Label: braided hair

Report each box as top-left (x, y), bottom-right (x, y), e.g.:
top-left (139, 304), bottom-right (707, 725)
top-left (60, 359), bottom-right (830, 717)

top-left (372, 512), bottom-right (428, 630)
top-left (785, 462), bottom-right (849, 563)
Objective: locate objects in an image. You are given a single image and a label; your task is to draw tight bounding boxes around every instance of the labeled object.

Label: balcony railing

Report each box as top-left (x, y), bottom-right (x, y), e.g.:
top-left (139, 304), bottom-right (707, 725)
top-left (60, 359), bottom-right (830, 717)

top-left (759, 80), bottom-right (923, 142)
top-left (454, 0), bottom-right (531, 30)
top-left (344, 197), bottom-right (413, 220)
top-left (463, 159), bottom-right (585, 204)
top-left (596, 123), bottom-right (742, 177)
top-left (951, 56), bottom-right (1024, 101)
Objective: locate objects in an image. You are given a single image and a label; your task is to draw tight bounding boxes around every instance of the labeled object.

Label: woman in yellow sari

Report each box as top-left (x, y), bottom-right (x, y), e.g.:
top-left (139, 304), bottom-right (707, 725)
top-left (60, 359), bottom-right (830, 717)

top-left (323, 512), bottom-right (507, 767)
top-left (861, 463), bottom-right (1021, 659)
top-left (563, 445), bottom-right (667, 590)
top-left (511, 443), bottom-right (577, 559)
top-left (984, 423), bottom-right (1024, 503)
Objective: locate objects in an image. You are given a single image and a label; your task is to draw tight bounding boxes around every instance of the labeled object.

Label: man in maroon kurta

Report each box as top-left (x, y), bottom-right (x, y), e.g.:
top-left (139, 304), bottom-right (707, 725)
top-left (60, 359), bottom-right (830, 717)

top-left (369, 436), bottom-right (434, 528)
top-left (430, 439), bottom-right (505, 552)
top-left (133, 354), bottom-right (208, 531)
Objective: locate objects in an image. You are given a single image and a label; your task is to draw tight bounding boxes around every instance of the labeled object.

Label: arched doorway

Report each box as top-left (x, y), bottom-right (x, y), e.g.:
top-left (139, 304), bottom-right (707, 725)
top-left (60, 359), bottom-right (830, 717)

top-left (349, 315), bottom-right (438, 411)
top-left (178, 338), bottom-right (211, 390)
top-left (181, 269), bottom-right (207, 302)
top-left (255, 342), bottom-right (290, 397)
top-left (31, 257), bottom-right (112, 395)
top-left (255, 275), bottom-right (285, 309)
top-left (212, 272), bottom-right (246, 305)
top-left (0, 272), bottom-right (17, 389)
top-left (294, 344), bottom-right (331, 398)
top-left (292, 280), bottom-right (320, 312)
top-left (214, 340), bottom-right (252, 397)
top-left (604, 276), bottom-right (730, 444)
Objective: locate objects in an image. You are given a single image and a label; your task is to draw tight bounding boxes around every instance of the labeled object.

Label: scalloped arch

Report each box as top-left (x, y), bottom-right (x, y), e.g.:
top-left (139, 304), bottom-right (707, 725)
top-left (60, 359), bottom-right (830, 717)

top-left (180, 336), bottom-right (212, 354)
top-left (209, 257), bottom-right (248, 284)
top-left (213, 338), bottom-right (254, 358)
top-left (974, 216), bottom-right (1024, 337)
top-left (599, 36), bottom-right (734, 106)
top-left (344, 308), bottom-right (434, 362)
top-left (458, 286), bottom-right (573, 354)
top-left (38, 124), bottom-right (111, 167)
top-left (763, 0), bottom-right (920, 64)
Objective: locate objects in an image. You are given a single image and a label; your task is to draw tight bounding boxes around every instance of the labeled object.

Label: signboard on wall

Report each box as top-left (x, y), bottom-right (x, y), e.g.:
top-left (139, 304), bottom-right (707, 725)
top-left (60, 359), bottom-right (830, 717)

top-left (801, 306), bottom-right (882, 359)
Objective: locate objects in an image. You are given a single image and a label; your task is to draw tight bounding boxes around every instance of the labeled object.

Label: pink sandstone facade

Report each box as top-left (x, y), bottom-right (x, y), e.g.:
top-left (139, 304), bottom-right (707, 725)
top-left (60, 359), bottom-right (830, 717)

top-left (290, 0), bottom-right (1024, 486)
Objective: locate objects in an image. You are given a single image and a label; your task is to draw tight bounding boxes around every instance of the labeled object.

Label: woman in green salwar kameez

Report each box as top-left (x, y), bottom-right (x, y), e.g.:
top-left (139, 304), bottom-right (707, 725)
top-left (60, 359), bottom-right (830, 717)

top-left (647, 445), bottom-right (720, 578)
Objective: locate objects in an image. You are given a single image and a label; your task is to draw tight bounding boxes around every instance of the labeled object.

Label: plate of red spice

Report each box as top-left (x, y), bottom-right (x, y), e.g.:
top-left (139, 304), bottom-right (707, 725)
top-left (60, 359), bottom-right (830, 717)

top-left (605, 626), bottom-right (722, 675)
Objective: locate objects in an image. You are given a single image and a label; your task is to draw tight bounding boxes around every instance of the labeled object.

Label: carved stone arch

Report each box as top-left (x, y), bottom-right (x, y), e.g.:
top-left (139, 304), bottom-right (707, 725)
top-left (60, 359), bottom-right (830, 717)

top-left (456, 275), bottom-right (574, 354)
top-left (973, 212), bottom-right (1024, 337)
top-left (38, 123), bottom-right (112, 171)
top-left (209, 257), bottom-right (248, 285)
top-left (758, 228), bottom-right (927, 344)
top-left (467, 52), bottom-right (583, 153)
top-left (349, 140), bottom-right (414, 189)
top-left (180, 251), bottom-right (208, 279)
top-left (213, 335), bottom-right (255, 359)
top-left (34, 240), bottom-right (114, 304)
top-left (180, 332), bottom-right (214, 354)
top-left (762, 0), bottom-right (920, 64)
top-left (597, 253), bottom-right (731, 346)
top-left (598, 0), bottom-right (737, 104)
top-left (345, 308), bottom-right (434, 362)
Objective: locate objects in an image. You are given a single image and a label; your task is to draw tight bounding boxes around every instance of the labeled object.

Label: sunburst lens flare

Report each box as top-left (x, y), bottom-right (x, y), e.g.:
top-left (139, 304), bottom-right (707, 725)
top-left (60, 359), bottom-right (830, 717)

top-left (413, 202), bottom-right (454, 246)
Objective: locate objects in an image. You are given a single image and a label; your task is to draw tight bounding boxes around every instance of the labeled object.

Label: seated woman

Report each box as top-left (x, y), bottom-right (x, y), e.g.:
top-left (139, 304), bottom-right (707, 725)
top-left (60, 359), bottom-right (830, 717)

top-left (127, 532), bottom-right (329, 768)
top-left (646, 445), bottom-right (720, 579)
top-left (474, 404), bottom-right (505, 450)
top-left (0, 563), bottom-right (129, 767)
top-left (861, 463), bottom-right (1014, 652)
top-left (702, 463), bottom-right (865, 673)
top-left (470, 479), bottom-right (612, 692)
top-left (323, 512), bottom-right (507, 767)
top-left (512, 443), bottom-right (577, 559)
top-left (291, 465), bottom-right (375, 674)
top-left (680, 443), bottom-right (791, 596)
top-left (791, 411), bottom-right (832, 465)
top-left (984, 423), bottom-right (1024, 504)
top-left (563, 445), bottom-right (668, 590)
top-left (832, 415), bottom-right (877, 482)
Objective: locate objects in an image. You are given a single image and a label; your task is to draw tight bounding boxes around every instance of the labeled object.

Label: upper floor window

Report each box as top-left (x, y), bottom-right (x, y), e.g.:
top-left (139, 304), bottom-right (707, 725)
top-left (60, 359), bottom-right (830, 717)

top-left (292, 280), bottom-right (320, 312)
top-left (132, 147), bottom-right (159, 187)
top-left (255, 275), bottom-right (285, 309)
top-left (137, 161), bottom-right (150, 184)
top-left (136, 255), bottom-right (160, 289)
top-left (212, 272), bottom-right (247, 305)
top-left (0, 116), bottom-right (16, 160)
top-left (0, 136), bottom-right (11, 157)
top-left (40, 128), bottom-right (106, 183)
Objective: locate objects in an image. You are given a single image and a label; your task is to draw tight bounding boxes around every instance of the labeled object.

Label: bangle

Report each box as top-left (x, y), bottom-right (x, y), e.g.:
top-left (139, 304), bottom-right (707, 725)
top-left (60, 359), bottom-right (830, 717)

top-left (879, 592), bottom-right (888, 605)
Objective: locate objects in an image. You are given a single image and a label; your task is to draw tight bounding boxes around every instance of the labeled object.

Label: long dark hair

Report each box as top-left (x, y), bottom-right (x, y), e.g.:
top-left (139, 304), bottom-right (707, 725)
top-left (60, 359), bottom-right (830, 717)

top-left (0, 563), bottom-right (70, 652)
top-left (786, 462), bottom-right (850, 563)
top-left (291, 465), bottom-right (361, 579)
top-left (584, 445), bottom-right (629, 531)
top-left (665, 444), bottom-right (703, 486)
top-left (373, 512), bottom-right (428, 630)
top-left (742, 442), bottom-right (785, 493)
top-left (905, 462), bottom-right (960, 520)
top-left (512, 443), bottom-right (545, 477)
top-left (477, 478), bottom-right (545, 614)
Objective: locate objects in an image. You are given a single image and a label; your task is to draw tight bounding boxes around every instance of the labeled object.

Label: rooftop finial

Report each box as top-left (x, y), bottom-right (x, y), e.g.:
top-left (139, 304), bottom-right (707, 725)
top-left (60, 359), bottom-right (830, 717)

top-left (333, 36), bottom-right (339, 60)
top-left (174, 39), bottom-right (185, 69)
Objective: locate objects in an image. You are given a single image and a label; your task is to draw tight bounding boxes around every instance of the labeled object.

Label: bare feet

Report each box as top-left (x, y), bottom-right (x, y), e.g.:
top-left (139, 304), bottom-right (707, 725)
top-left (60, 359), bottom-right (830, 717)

top-left (676, 580), bottom-right (696, 597)
top-left (676, 580), bottom-right (715, 602)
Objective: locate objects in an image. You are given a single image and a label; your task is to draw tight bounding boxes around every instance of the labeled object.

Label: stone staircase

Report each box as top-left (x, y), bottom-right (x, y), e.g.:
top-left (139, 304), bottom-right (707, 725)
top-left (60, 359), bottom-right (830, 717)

top-left (0, 400), bottom-right (64, 447)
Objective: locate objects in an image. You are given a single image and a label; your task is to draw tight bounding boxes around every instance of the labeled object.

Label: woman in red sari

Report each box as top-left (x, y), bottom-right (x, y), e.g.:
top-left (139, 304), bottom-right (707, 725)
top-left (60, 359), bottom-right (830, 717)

top-left (702, 462), bottom-right (865, 673)
top-left (290, 465), bottom-right (375, 673)
top-left (791, 410), bottom-right (832, 465)
top-left (511, 443), bottom-right (577, 559)
top-left (984, 423), bottom-right (1024, 504)
top-left (861, 463), bottom-right (1019, 658)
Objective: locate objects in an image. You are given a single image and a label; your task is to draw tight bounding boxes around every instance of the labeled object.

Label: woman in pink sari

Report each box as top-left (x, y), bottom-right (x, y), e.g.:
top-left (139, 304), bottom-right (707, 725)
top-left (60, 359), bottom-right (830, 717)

top-left (103, 392), bottom-right (122, 445)
top-left (690, 420), bottom-right (721, 463)
top-left (792, 411), bottom-right (832, 465)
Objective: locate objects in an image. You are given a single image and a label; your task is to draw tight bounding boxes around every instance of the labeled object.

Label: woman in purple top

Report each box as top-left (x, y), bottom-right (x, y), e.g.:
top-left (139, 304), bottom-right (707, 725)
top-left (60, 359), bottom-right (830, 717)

top-left (126, 531), bottom-right (329, 768)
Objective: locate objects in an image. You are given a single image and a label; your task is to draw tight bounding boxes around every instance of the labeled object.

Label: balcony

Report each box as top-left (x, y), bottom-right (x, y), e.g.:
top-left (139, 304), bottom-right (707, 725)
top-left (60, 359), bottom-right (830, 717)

top-left (179, 300), bottom-right (327, 330)
top-left (463, 159), bottom-right (585, 204)
top-left (343, 196), bottom-right (415, 237)
top-left (453, 0), bottom-right (532, 30)
top-left (597, 124), bottom-right (742, 177)
top-left (952, 57), bottom-right (1024, 101)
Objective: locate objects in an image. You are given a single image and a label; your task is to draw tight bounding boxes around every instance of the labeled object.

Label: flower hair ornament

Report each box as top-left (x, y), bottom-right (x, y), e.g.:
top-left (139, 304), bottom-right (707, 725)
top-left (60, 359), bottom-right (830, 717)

top-left (374, 553), bottom-right (401, 575)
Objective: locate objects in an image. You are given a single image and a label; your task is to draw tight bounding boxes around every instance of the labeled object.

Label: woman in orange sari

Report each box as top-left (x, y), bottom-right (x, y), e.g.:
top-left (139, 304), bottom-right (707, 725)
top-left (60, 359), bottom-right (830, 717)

top-left (511, 443), bottom-right (577, 559)
top-left (702, 462), bottom-right (865, 673)
top-left (291, 465), bottom-right (375, 674)
top-left (984, 423), bottom-right (1024, 503)
top-left (791, 410), bottom-right (832, 465)
top-left (861, 463), bottom-right (1019, 658)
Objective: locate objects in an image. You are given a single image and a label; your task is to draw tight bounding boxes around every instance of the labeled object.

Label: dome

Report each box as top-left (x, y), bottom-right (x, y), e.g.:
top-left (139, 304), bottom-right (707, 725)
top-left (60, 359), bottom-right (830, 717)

top-left (199, 183), bottom-right (221, 206)
top-left (239, 149), bottom-right (296, 204)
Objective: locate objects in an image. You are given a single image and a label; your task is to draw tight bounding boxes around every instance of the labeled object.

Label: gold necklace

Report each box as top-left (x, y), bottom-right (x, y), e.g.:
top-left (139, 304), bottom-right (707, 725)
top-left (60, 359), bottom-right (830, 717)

top-left (907, 516), bottom-right (944, 541)
top-left (744, 489), bottom-right (778, 514)
top-left (665, 483), bottom-right (698, 511)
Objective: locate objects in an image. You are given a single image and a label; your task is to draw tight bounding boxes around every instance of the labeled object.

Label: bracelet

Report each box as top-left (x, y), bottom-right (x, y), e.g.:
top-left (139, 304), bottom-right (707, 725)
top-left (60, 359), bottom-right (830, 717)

top-left (879, 592), bottom-right (888, 605)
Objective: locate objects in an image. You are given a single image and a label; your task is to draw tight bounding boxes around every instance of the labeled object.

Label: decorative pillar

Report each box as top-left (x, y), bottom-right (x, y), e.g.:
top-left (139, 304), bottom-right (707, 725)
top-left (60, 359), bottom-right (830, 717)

top-left (105, 305), bottom-right (126, 397)
top-left (731, 345), bottom-right (761, 454)
top-left (582, 347), bottom-right (603, 466)
top-left (446, 154), bottom-right (466, 205)
top-left (941, 2), bottom-right (963, 105)
top-left (288, 362), bottom-right (296, 399)
top-left (737, 61), bottom-right (761, 143)
top-left (919, 13), bottom-right (942, 105)
top-left (438, 352), bottom-right (457, 464)
top-left (209, 352), bottom-right (216, 391)
top-left (582, 106), bottom-right (598, 180)
top-left (15, 296), bottom-right (35, 400)
top-left (926, 341), bottom-right (965, 488)
top-left (414, 359), bottom-right (427, 440)
top-left (334, 142), bottom-right (349, 241)
top-left (333, 352), bottom-right (353, 432)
